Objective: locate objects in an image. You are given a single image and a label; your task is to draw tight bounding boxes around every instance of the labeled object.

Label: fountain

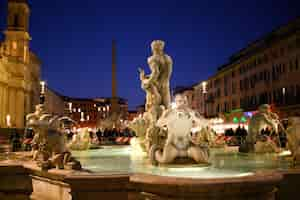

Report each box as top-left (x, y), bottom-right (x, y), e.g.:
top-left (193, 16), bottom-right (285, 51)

top-left (67, 128), bottom-right (91, 150)
top-left (129, 40), bottom-right (213, 166)
top-left (25, 104), bottom-right (82, 170)
top-left (2, 40), bottom-right (300, 200)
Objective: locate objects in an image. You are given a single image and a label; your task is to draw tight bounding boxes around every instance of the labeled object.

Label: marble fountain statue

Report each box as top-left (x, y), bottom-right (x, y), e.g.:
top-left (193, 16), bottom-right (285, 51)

top-left (239, 104), bottom-right (281, 154)
top-left (129, 40), bottom-right (215, 165)
top-left (25, 104), bottom-right (81, 170)
top-left (67, 128), bottom-right (92, 151)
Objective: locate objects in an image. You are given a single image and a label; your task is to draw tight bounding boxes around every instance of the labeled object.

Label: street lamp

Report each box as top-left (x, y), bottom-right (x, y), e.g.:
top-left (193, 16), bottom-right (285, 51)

top-left (39, 81), bottom-right (46, 104)
top-left (40, 81), bottom-right (46, 95)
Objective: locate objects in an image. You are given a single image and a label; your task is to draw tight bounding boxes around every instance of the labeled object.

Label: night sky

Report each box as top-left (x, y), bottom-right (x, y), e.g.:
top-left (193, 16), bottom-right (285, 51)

top-left (0, 0), bottom-right (300, 109)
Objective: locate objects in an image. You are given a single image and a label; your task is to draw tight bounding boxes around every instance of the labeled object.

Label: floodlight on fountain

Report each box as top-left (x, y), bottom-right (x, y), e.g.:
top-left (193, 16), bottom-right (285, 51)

top-left (171, 102), bottom-right (176, 109)
top-left (6, 114), bottom-right (11, 127)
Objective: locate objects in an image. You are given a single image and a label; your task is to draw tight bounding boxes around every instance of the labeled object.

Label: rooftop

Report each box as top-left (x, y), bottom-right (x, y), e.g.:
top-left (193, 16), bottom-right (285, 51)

top-left (217, 16), bottom-right (300, 72)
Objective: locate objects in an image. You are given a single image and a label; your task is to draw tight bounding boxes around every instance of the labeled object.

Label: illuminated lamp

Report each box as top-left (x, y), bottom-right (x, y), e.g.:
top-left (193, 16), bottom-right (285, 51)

top-left (233, 117), bottom-right (239, 123)
top-left (240, 116), bottom-right (247, 123)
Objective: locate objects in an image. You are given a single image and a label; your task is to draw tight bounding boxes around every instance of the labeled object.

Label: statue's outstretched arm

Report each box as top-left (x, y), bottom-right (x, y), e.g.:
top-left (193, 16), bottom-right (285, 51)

top-left (262, 114), bottom-right (277, 130)
top-left (138, 68), bottom-right (145, 81)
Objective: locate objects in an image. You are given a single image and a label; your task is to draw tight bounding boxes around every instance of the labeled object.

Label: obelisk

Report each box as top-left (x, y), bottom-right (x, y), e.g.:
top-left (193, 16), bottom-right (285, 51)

top-left (111, 40), bottom-right (119, 114)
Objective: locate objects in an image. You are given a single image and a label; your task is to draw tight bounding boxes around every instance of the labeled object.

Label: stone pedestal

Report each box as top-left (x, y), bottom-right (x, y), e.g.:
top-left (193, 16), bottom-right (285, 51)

top-left (0, 164), bottom-right (32, 200)
top-left (0, 161), bottom-right (287, 200)
top-left (129, 172), bottom-right (282, 200)
top-left (65, 174), bottom-right (129, 200)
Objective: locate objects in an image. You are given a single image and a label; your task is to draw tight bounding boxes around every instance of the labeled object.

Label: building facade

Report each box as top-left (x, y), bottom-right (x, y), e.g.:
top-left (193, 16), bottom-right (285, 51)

top-left (64, 97), bottom-right (128, 129)
top-left (192, 81), bottom-right (208, 116)
top-left (0, 0), bottom-right (41, 128)
top-left (197, 17), bottom-right (300, 119)
top-left (44, 86), bottom-right (65, 116)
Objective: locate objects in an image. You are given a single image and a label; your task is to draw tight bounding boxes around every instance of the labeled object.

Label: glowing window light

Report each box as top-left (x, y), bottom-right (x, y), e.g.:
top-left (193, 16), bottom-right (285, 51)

top-left (12, 41), bottom-right (17, 50)
top-left (80, 112), bottom-right (85, 121)
top-left (68, 102), bottom-right (72, 112)
top-left (6, 115), bottom-right (11, 127)
top-left (282, 87), bottom-right (286, 95)
top-left (202, 81), bottom-right (207, 94)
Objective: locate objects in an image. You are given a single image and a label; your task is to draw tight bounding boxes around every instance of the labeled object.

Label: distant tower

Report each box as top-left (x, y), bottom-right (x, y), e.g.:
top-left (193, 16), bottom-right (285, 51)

top-left (3, 0), bottom-right (31, 63)
top-left (111, 40), bottom-right (119, 114)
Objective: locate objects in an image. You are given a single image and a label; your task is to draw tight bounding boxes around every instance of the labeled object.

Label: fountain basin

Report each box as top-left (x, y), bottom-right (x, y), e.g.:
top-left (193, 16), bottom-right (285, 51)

top-left (1, 145), bottom-right (299, 199)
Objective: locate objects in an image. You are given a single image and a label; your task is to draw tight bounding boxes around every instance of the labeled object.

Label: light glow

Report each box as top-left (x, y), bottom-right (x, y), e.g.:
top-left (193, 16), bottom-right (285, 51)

top-left (6, 115), bottom-right (11, 127)
top-left (40, 81), bottom-right (46, 95)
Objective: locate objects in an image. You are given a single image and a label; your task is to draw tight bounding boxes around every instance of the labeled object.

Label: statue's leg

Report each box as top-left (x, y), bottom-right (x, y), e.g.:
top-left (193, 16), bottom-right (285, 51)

top-left (50, 154), bottom-right (64, 169)
top-left (150, 144), bottom-right (178, 165)
top-left (63, 151), bottom-right (71, 164)
top-left (160, 85), bottom-right (171, 108)
top-left (188, 146), bottom-right (209, 164)
top-left (240, 129), bottom-right (256, 153)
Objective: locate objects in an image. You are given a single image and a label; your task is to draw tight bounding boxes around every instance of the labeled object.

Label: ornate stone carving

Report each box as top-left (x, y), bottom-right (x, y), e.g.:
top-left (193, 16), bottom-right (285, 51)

top-left (26, 105), bottom-right (81, 171)
top-left (150, 94), bottom-right (210, 165)
top-left (131, 40), bottom-right (212, 165)
top-left (239, 104), bottom-right (280, 153)
top-left (286, 117), bottom-right (300, 164)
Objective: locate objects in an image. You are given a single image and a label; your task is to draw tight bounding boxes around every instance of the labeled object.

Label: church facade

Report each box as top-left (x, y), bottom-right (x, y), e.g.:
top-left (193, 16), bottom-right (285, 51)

top-left (0, 0), bottom-right (40, 128)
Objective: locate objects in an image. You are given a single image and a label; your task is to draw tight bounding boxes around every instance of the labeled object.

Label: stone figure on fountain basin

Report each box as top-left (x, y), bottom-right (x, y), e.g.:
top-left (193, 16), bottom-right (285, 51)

top-left (150, 94), bottom-right (210, 165)
top-left (239, 104), bottom-right (280, 153)
top-left (26, 105), bottom-right (81, 171)
top-left (131, 40), bottom-right (173, 153)
top-left (286, 117), bottom-right (300, 165)
top-left (67, 128), bottom-right (91, 150)
top-left (132, 40), bottom-right (211, 165)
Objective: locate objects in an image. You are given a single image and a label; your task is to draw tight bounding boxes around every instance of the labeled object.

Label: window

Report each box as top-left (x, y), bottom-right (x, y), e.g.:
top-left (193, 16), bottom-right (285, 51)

top-left (240, 80), bottom-right (243, 91)
top-left (12, 41), bottom-right (17, 50)
top-left (13, 14), bottom-right (19, 27)
top-left (232, 100), bottom-right (237, 109)
top-left (280, 47), bottom-right (285, 56)
top-left (232, 83), bottom-right (236, 94)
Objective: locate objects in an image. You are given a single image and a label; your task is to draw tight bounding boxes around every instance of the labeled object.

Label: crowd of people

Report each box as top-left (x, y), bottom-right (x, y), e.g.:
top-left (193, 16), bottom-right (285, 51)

top-left (223, 125), bottom-right (287, 147)
top-left (66, 128), bottom-right (136, 145)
